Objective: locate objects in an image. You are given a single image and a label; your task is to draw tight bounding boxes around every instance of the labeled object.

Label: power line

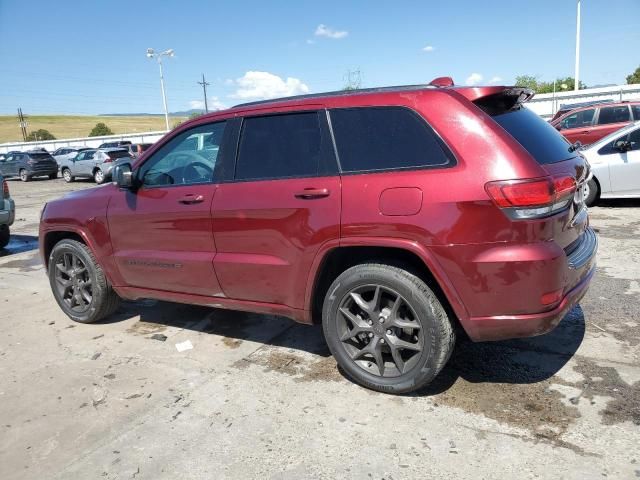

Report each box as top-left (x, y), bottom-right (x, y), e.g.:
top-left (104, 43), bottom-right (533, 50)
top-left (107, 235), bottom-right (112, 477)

top-left (197, 74), bottom-right (210, 113)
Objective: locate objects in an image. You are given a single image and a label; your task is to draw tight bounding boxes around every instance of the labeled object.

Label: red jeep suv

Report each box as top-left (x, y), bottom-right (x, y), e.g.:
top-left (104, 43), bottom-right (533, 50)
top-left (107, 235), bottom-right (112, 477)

top-left (40, 81), bottom-right (597, 393)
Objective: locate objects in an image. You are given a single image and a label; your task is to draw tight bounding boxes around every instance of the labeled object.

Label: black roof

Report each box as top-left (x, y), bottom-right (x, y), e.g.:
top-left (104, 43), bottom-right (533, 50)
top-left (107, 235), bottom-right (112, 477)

top-left (233, 84), bottom-right (435, 108)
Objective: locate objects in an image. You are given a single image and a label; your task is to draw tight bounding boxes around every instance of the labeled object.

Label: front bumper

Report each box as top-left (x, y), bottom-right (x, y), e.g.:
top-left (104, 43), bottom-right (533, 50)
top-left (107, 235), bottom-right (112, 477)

top-left (0, 198), bottom-right (16, 226)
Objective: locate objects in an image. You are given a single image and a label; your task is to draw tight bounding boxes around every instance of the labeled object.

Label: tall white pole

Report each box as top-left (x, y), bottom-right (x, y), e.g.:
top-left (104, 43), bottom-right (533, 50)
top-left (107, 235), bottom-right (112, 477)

top-left (574, 0), bottom-right (581, 91)
top-left (158, 58), bottom-right (170, 130)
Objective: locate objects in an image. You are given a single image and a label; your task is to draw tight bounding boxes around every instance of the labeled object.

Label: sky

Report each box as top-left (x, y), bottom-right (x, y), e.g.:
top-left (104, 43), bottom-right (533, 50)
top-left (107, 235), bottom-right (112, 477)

top-left (0, 0), bottom-right (638, 115)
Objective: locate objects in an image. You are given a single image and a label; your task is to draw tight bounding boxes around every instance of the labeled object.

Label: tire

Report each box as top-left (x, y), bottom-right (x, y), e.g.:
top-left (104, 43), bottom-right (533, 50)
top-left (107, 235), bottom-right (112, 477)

top-left (0, 225), bottom-right (9, 249)
top-left (62, 168), bottom-right (74, 183)
top-left (322, 263), bottom-right (455, 394)
top-left (585, 178), bottom-right (599, 207)
top-left (49, 172), bottom-right (57, 180)
top-left (48, 239), bottom-right (120, 323)
top-left (19, 169), bottom-right (31, 182)
top-left (94, 169), bottom-right (105, 184)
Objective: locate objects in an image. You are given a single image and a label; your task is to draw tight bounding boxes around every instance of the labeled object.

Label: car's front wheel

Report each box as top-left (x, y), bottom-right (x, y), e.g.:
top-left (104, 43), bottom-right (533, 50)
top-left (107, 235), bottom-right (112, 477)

top-left (94, 169), bottom-right (105, 184)
top-left (322, 263), bottom-right (455, 394)
top-left (19, 169), bottom-right (30, 182)
top-left (62, 168), bottom-right (74, 183)
top-left (48, 239), bottom-right (120, 323)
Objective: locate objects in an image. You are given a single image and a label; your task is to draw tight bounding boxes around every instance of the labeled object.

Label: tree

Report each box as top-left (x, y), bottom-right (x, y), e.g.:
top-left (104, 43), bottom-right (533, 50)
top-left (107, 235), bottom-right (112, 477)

top-left (626, 66), bottom-right (640, 84)
top-left (26, 129), bottom-right (55, 141)
top-left (515, 75), bottom-right (586, 93)
top-left (89, 122), bottom-right (114, 137)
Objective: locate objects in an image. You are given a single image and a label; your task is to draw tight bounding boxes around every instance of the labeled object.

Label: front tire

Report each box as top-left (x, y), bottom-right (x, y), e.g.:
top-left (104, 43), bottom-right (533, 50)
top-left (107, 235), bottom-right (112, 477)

top-left (0, 225), bottom-right (9, 249)
top-left (585, 178), bottom-right (599, 207)
top-left (62, 168), bottom-right (74, 183)
top-left (48, 239), bottom-right (120, 323)
top-left (94, 169), bottom-right (105, 184)
top-left (19, 169), bottom-right (30, 182)
top-left (322, 264), bottom-right (455, 394)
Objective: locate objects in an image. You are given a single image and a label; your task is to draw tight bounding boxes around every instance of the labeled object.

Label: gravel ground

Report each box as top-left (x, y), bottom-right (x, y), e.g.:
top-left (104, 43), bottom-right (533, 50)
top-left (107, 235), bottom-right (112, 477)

top-left (0, 177), bottom-right (638, 480)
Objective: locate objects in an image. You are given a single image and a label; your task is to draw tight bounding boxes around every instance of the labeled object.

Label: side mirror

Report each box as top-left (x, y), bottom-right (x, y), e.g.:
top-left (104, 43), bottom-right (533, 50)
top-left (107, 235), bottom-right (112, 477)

top-left (113, 163), bottom-right (134, 189)
top-left (614, 140), bottom-right (631, 152)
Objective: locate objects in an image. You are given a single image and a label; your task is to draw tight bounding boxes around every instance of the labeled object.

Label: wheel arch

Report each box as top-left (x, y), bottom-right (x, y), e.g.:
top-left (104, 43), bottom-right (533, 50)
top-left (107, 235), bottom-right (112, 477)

top-left (306, 238), bottom-right (469, 332)
top-left (43, 229), bottom-right (94, 272)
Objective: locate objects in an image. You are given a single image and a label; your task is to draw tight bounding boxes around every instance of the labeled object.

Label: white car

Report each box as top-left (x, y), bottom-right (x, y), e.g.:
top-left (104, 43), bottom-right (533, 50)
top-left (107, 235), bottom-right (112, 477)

top-left (581, 120), bottom-right (640, 206)
top-left (52, 147), bottom-right (91, 166)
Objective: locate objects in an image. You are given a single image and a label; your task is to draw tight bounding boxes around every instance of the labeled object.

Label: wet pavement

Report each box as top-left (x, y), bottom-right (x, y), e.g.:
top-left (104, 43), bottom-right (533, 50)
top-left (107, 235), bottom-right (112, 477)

top-left (0, 179), bottom-right (638, 479)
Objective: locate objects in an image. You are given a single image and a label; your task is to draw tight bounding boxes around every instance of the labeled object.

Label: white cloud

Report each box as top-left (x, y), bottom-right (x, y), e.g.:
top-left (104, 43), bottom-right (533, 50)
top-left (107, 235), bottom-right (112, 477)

top-left (231, 71), bottom-right (310, 100)
top-left (422, 45), bottom-right (435, 52)
top-left (189, 97), bottom-right (226, 111)
top-left (306, 39), bottom-right (316, 45)
top-left (465, 73), bottom-right (483, 86)
top-left (489, 76), bottom-right (503, 84)
top-left (314, 24), bottom-right (348, 39)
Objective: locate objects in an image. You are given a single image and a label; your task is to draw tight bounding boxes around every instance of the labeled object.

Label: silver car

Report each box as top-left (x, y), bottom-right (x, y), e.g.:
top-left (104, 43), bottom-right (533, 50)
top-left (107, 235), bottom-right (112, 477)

top-left (0, 173), bottom-right (15, 248)
top-left (59, 148), bottom-right (133, 184)
top-left (52, 147), bottom-right (91, 166)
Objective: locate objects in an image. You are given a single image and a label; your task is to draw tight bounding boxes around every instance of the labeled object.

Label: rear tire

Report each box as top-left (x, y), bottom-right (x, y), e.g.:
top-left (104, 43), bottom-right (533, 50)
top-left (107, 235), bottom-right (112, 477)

top-left (0, 225), bottom-right (9, 249)
top-left (94, 169), bottom-right (105, 184)
top-left (322, 263), bottom-right (455, 394)
top-left (19, 169), bottom-right (30, 182)
top-left (585, 178), bottom-right (599, 207)
top-left (48, 239), bottom-right (120, 324)
top-left (62, 168), bottom-right (74, 183)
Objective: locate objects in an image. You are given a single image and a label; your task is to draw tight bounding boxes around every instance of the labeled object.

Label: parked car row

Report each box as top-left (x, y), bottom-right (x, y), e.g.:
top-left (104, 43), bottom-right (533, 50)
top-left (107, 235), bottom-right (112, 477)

top-left (0, 142), bottom-right (153, 183)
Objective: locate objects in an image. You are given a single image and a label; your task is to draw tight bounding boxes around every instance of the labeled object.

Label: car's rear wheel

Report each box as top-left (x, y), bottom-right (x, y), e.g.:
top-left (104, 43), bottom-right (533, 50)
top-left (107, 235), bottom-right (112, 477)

top-left (0, 225), bottom-right (10, 249)
top-left (19, 169), bottom-right (30, 182)
top-left (94, 169), bottom-right (105, 184)
top-left (62, 168), bottom-right (74, 183)
top-left (585, 178), bottom-right (599, 207)
top-left (48, 172), bottom-right (57, 180)
top-left (322, 264), bottom-right (455, 394)
top-left (48, 239), bottom-right (120, 323)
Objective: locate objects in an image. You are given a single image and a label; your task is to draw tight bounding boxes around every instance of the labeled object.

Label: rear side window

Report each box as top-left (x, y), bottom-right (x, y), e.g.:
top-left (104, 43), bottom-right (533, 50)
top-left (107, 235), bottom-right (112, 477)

top-left (560, 109), bottom-right (594, 130)
top-left (597, 106), bottom-right (630, 125)
top-left (490, 107), bottom-right (573, 164)
top-left (236, 112), bottom-right (323, 180)
top-left (632, 105), bottom-right (640, 120)
top-left (330, 107), bottom-right (453, 173)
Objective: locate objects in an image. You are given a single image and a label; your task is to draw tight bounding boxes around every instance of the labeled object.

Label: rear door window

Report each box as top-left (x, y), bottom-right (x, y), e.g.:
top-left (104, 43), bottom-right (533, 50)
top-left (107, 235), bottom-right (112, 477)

top-left (560, 109), bottom-right (595, 130)
top-left (490, 107), bottom-right (573, 164)
top-left (235, 112), bottom-right (325, 181)
top-left (597, 106), bottom-right (631, 125)
top-left (329, 106), bottom-right (454, 173)
top-left (631, 105), bottom-right (640, 120)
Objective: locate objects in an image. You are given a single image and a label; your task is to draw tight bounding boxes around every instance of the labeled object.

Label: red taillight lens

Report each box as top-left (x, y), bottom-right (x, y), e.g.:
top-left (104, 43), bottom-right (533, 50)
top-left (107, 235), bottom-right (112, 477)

top-left (485, 175), bottom-right (577, 219)
top-left (2, 180), bottom-right (9, 199)
top-left (104, 157), bottom-right (113, 163)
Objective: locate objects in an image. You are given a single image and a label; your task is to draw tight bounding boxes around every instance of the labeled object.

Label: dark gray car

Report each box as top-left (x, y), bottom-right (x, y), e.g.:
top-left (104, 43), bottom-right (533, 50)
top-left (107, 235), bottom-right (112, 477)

top-left (0, 150), bottom-right (58, 181)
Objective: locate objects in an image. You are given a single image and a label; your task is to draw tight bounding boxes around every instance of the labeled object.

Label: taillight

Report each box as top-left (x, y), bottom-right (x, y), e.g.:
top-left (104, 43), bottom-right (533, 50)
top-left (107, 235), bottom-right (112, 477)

top-left (485, 175), bottom-right (576, 220)
top-left (2, 180), bottom-right (9, 199)
top-left (104, 157), bottom-right (113, 163)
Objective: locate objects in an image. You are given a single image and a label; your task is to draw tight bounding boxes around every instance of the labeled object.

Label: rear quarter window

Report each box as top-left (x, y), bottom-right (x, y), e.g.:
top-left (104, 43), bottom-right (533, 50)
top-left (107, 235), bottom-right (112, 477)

top-left (490, 107), bottom-right (573, 165)
top-left (329, 106), bottom-right (455, 173)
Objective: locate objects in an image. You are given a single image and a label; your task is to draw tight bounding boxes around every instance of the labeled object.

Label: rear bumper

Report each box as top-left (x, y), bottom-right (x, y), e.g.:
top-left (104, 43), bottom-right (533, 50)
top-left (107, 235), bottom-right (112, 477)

top-left (26, 166), bottom-right (57, 176)
top-left (462, 264), bottom-right (595, 341)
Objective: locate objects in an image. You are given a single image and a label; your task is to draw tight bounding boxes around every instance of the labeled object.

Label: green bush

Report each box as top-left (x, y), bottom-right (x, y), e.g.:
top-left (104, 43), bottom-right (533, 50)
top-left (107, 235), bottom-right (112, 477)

top-left (89, 122), bottom-right (114, 137)
top-left (26, 129), bottom-right (56, 141)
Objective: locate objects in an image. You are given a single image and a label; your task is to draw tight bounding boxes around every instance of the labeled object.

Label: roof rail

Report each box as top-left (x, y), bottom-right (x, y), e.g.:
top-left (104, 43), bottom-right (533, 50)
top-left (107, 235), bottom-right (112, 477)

top-left (233, 84), bottom-right (435, 108)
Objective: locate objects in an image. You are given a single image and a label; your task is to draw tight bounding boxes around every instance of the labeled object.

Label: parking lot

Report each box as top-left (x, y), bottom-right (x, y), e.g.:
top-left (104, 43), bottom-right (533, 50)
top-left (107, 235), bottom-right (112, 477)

top-left (0, 178), bottom-right (639, 479)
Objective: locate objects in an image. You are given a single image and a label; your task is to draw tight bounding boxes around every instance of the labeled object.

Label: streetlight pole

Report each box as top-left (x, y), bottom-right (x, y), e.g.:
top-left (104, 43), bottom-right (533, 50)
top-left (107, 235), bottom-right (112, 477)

top-left (574, 0), bottom-right (581, 91)
top-left (146, 48), bottom-right (174, 130)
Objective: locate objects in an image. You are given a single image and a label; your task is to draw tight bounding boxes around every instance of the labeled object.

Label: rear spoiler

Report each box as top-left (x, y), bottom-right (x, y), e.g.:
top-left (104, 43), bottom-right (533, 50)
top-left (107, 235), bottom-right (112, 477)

top-left (463, 87), bottom-right (535, 116)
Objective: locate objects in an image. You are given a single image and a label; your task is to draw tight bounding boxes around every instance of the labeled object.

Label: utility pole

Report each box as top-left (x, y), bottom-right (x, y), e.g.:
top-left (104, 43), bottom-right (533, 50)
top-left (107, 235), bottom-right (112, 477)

top-left (574, 0), bottom-right (581, 91)
top-left (197, 74), bottom-right (210, 113)
top-left (17, 108), bottom-right (28, 141)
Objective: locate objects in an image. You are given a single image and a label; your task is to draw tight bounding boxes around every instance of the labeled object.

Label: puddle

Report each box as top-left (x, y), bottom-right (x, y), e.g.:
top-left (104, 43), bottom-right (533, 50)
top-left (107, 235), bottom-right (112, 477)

top-left (0, 234), bottom-right (39, 257)
top-left (235, 349), bottom-right (342, 383)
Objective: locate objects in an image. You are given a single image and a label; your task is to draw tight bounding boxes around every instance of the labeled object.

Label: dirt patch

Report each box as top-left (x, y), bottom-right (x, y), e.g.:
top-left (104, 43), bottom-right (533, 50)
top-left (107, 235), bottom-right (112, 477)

top-left (126, 321), bottom-right (167, 336)
top-left (572, 358), bottom-right (640, 426)
top-left (222, 337), bottom-right (243, 349)
top-left (1, 253), bottom-right (42, 272)
top-left (235, 349), bottom-right (343, 383)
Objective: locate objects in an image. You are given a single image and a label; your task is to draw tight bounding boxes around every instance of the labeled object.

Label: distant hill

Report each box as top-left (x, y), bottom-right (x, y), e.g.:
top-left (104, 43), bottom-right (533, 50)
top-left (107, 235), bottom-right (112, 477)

top-left (100, 109), bottom-right (205, 117)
